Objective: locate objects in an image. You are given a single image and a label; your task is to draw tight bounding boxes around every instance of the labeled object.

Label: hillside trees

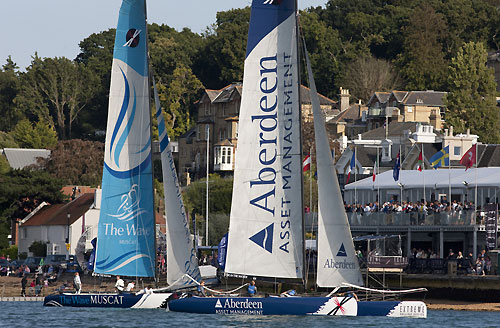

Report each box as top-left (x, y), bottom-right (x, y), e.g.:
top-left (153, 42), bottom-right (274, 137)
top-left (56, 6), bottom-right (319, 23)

top-left (445, 42), bottom-right (500, 143)
top-left (15, 56), bottom-right (99, 139)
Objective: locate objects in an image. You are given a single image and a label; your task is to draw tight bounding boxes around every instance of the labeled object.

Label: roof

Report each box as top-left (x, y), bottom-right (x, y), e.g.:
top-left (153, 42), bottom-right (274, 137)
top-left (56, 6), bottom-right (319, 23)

top-left (215, 139), bottom-right (233, 146)
top-left (299, 85), bottom-right (337, 107)
top-left (402, 91), bottom-right (447, 106)
top-left (392, 91), bottom-right (408, 102)
top-left (477, 144), bottom-right (500, 167)
top-left (2, 148), bottom-right (50, 169)
top-left (21, 193), bottom-right (95, 227)
top-left (370, 92), bottom-right (391, 105)
top-left (361, 122), bottom-right (420, 140)
top-left (329, 104), bottom-right (364, 124)
top-left (345, 167), bottom-right (500, 190)
top-left (213, 84), bottom-right (242, 103)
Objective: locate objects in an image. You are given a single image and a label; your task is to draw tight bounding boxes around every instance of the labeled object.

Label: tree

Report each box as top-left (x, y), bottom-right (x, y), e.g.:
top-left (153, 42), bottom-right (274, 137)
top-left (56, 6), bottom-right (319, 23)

top-left (396, 4), bottom-right (448, 91)
top-left (183, 174), bottom-right (233, 217)
top-left (445, 42), bottom-right (500, 143)
top-left (156, 65), bottom-right (204, 139)
top-left (0, 131), bottom-right (19, 148)
top-left (0, 169), bottom-right (65, 247)
top-left (340, 55), bottom-right (402, 102)
top-left (11, 119), bottom-right (58, 149)
top-left (0, 56), bottom-right (21, 131)
top-left (38, 139), bottom-right (104, 186)
top-left (29, 241), bottom-right (48, 257)
top-left (16, 56), bottom-right (98, 139)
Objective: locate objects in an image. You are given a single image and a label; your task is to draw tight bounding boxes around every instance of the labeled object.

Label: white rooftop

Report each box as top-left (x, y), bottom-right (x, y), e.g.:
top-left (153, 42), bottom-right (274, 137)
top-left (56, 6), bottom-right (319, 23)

top-left (2, 148), bottom-right (50, 169)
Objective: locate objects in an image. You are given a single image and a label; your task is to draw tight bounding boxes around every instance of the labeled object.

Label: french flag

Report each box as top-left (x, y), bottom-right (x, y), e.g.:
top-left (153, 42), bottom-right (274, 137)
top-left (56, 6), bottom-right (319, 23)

top-left (303, 153), bottom-right (311, 172)
top-left (346, 149), bottom-right (355, 183)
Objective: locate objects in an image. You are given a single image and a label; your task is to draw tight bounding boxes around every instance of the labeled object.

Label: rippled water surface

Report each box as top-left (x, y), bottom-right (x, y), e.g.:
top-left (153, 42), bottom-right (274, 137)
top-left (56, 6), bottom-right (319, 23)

top-left (3, 302), bottom-right (500, 328)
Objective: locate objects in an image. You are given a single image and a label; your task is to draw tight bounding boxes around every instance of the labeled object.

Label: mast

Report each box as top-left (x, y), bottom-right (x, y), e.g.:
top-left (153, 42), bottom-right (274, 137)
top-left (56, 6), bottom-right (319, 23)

top-left (144, 0), bottom-right (157, 282)
top-left (295, 0), bottom-right (307, 287)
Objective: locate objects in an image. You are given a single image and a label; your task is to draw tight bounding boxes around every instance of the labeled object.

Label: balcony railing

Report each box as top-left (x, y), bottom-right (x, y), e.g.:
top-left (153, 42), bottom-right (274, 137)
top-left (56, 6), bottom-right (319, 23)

top-left (347, 210), bottom-right (477, 226)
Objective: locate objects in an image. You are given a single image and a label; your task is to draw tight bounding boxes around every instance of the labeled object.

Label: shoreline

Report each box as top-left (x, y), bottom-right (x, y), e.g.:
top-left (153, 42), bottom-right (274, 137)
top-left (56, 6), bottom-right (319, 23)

top-left (425, 299), bottom-right (500, 312)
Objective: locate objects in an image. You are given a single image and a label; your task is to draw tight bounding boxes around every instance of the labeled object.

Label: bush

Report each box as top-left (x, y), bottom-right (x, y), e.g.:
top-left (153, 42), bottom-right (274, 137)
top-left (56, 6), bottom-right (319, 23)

top-left (0, 245), bottom-right (18, 260)
top-left (28, 240), bottom-right (48, 257)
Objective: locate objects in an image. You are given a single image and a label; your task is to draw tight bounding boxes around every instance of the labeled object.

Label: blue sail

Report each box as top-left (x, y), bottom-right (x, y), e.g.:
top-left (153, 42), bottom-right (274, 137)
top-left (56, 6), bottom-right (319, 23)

top-left (95, 0), bottom-right (155, 277)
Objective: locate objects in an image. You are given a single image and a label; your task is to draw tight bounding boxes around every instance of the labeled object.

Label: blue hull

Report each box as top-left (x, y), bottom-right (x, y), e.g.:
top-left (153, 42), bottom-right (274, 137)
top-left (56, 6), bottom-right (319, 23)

top-left (168, 296), bottom-right (427, 318)
top-left (44, 292), bottom-right (171, 309)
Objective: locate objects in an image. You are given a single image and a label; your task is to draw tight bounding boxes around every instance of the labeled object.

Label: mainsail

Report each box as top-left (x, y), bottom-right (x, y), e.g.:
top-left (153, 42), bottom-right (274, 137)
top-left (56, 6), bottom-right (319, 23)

top-left (303, 44), bottom-right (363, 287)
top-left (153, 77), bottom-right (201, 286)
top-left (95, 0), bottom-right (155, 277)
top-left (225, 0), bottom-right (303, 279)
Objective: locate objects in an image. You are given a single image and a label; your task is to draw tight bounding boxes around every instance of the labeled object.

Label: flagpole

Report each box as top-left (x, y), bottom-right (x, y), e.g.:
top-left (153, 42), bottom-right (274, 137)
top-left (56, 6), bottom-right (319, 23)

top-left (474, 144), bottom-right (478, 213)
top-left (422, 144), bottom-right (426, 205)
top-left (399, 144), bottom-right (403, 202)
top-left (309, 147), bottom-right (312, 214)
top-left (448, 147), bottom-right (452, 203)
top-left (354, 145), bottom-right (357, 205)
top-left (377, 146), bottom-right (380, 204)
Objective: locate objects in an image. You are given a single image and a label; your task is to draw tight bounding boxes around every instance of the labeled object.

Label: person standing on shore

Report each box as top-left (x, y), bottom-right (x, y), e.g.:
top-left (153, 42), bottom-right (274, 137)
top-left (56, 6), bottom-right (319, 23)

top-left (73, 272), bottom-right (82, 294)
top-left (21, 274), bottom-right (27, 297)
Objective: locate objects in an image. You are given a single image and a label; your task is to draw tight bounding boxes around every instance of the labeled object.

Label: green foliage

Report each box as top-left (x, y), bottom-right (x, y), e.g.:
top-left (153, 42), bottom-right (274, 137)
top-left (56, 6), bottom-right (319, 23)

top-left (15, 56), bottom-right (98, 139)
top-left (183, 174), bottom-right (233, 217)
top-left (11, 119), bottom-right (58, 149)
top-left (0, 131), bottom-right (19, 148)
top-left (28, 240), bottom-right (47, 257)
top-left (0, 156), bottom-right (9, 175)
top-left (38, 139), bottom-right (104, 186)
top-left (0, 245), bottom-right (18, 259)
top-left (0, 57), bottom-right (21, 131)
top-left (444, 42), bottom-right (500, 143)
top-left (0, 169), bottom-right (65, 246)
top-left (396, 4), bottom-right (448, 91)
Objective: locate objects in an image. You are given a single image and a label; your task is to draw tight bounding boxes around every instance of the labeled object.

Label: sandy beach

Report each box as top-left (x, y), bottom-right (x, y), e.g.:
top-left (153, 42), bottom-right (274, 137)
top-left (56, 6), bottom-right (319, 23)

top-left (426, 299), bottom-right (500, 312)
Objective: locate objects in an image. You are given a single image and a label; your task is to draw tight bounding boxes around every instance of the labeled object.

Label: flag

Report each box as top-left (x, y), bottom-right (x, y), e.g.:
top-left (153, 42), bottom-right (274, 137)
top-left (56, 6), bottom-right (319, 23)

top-left (460, 144), bottom-right (477, 170)
top-left (346, 149), bottom-right (356, 183)
top-left (302, 153), bottom-right (311, 172)
top-left (429, 146), bottom-right (450, 169)
top-left (393, 151), bottom-right (400, 181)
top-left (372, 159), bottom-right (377, 182)
top-left (417, 149), bottom-right (423, 171)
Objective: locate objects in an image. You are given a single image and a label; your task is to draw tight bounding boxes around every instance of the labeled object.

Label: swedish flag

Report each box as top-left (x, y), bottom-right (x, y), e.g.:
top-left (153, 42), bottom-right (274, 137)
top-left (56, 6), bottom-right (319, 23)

top-left (429, 146), bottom-right (449, 168)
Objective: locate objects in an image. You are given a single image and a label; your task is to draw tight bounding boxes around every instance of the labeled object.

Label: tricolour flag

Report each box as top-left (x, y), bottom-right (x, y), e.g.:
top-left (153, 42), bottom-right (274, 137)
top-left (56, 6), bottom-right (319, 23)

top-left (302, 153), bottom-right (311, 172)
top-left (417, 149), bottom-right (423, 171)
top-left (393, 151), bottom-right (400, 181)
top-left (460, 144), bottom-right (477, 170)
top-left (429, 146), bottom-right (449, 169)
top-left (346, 149), bottom-right (356, 183)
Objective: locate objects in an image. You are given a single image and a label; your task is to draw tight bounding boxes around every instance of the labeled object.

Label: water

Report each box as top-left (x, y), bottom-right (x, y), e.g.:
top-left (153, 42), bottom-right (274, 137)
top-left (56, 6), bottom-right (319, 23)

top-left (2, 302), bottom-right (500, 328)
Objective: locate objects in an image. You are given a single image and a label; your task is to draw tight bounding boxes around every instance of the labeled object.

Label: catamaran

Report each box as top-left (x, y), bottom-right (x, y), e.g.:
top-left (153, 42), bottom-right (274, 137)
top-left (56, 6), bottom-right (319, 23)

top-left (44, 0), bottom-right (200, 308)
top-left (167, 0), bottom-right (427, 317)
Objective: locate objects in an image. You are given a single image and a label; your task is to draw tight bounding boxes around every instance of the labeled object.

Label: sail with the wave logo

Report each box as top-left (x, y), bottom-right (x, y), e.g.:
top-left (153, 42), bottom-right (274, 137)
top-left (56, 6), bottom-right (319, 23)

top-left (225, 0), bottom-right (304, 279)
top-left (152, 77), bottom-right (201, 286)
top-left (95, 0), bottom-right (155, 277)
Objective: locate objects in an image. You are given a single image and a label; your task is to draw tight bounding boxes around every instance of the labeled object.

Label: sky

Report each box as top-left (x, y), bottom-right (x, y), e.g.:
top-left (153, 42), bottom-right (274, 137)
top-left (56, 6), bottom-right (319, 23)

top-left (1, 0), bottom-right (327, 71)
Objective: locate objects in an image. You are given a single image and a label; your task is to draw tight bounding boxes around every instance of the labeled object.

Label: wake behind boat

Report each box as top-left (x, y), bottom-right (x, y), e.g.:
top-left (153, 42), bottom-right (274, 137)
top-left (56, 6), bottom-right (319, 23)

top-left (168, 0), bottom-right (427, 318)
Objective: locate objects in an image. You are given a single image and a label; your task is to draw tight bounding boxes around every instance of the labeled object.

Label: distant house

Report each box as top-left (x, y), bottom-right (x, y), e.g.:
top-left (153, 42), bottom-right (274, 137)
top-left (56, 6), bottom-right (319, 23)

top-left (1, 148), bottom-right (50, 169)
top-left (18, 192), bottom-right (97, 258)
top-left (178, 83), bottom-right (336, 183)
top-left (365, 90), bottom-right (446, 131)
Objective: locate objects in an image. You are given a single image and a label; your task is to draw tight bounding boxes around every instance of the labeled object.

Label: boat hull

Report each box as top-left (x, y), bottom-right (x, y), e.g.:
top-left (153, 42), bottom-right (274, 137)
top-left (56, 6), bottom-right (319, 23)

top-left (43, 292), bottom-right (172, 308)
top-left (168, 296), bottom-right (426, 318)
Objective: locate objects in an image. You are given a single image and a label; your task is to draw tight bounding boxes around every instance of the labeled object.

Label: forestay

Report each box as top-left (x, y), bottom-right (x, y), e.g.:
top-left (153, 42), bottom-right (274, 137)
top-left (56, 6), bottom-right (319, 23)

top-left (95, 0), bottom-right (155, 277)
top-left (225, 0), bottom-right (303, 279)
top-left (153, 77), bottom-right (201, 286)
top-left (303, 46), bottom-right (363, 287)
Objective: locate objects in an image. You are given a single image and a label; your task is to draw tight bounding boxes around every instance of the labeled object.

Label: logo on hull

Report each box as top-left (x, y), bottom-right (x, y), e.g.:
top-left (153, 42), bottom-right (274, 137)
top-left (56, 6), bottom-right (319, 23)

top-left (249, 223), bottom-right (274, 253)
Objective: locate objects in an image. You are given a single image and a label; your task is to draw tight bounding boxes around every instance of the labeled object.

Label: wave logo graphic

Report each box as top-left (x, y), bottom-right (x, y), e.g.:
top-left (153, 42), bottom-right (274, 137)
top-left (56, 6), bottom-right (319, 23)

top-left (249, 223), bottom-right (274, 253)
top-left (108, 184), bottom-right (147, 222)
top-left (105, 63), bottom-right (151, 178)
top-left (96, 250), bottom-right (150, 273)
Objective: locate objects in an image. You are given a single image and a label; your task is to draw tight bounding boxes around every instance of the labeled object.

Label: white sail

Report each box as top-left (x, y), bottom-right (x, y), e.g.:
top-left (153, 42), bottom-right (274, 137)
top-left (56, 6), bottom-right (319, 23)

top-left (153, 77), bottom-right (201, 286)
top-left (225, 0), bottom-right (303, 279)
top-left (303, 46), bottom-right (363, 287)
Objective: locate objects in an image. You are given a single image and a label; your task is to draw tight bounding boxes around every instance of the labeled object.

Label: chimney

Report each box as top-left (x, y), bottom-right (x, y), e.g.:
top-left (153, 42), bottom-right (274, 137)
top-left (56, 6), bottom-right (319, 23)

top-left (466, 128), bottom-right (470, 136)
top-left (339, 87), bottom-right (350, 112)
top-left (449, 126), bottom-right (453, 136)
top-left (444, 128), bottom-right (448, 137)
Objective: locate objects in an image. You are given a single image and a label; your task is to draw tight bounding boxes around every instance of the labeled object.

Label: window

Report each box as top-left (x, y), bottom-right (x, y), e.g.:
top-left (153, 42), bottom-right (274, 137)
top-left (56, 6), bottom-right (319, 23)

top-left (454, 146), bottom-right (461, 156)
top-left (393, 100), bottom-right (397, 107)
top-left (222, 148), bottom-right (226, 164)
top-left (416, 98), bottom-right (423, 104)
top-left (196, 126), bottom-right (200, 141)
top-left (407, 106), bottom-right (413, 112)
